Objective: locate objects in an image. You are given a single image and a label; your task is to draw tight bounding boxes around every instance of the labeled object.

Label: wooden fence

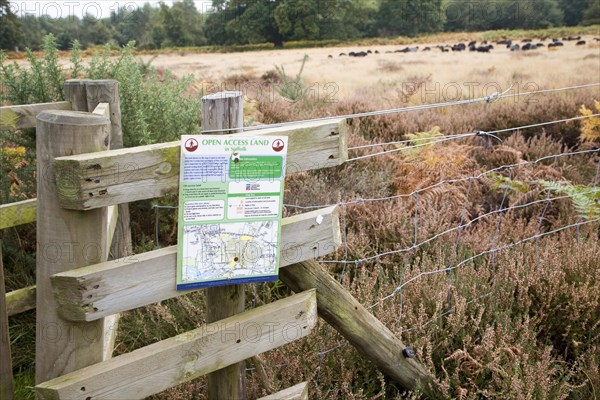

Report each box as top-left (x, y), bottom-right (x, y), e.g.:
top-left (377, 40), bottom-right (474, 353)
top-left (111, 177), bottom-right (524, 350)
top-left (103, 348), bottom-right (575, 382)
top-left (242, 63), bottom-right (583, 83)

top-left (0, 80), bottom-right (438, 399)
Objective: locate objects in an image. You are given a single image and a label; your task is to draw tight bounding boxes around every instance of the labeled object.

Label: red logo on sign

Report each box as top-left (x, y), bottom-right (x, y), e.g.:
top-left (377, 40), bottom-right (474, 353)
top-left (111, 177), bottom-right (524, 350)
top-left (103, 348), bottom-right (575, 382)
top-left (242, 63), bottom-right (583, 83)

top-left (272, 139), bottom-right (284, 152)
top-left (185, 138), bottom-right (198, 152)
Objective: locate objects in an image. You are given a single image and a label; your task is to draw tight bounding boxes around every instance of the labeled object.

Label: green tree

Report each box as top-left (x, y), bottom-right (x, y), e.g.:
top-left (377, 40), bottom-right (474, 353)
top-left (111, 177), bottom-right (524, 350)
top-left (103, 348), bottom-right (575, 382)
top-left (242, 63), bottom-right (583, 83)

top-left (0, 0), bottom-right (23, 50)
top-left (582, 0), bottom-right (600, 25)
top-left (558, 0), bottom-right (588, 26)
top-left (274, 0), bottom-right (375, 41)
top-left (171, 0), bottom-right (206, 46)
top-left (111, 4), bottom-right (154, 47)
top-left (224, 0), bottom-right (284, 46)
top-left (445, 0), bottom-right (562, 31)
top-left (377, 0), bottom-right (444, 37)
top-left (274, 0), bottom-right (321, 40)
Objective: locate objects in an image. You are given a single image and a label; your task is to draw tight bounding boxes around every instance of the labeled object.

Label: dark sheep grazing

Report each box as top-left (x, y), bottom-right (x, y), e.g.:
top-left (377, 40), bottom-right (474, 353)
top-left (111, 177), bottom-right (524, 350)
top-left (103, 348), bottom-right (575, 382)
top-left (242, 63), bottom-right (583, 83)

top-left (468, 40), bottom-right (477, 47)
top-left (452, 43), bottom-right (466, 51)
top-left (548, 42), bottom-right (564, 48)
top-left (339, 52), bottom-right (346, 56)
top-left (522, 43), bottom-right (538, 50)
top-left (510, 44), bottom-right (520, 51)
top-left (422, 47), bottom-right (431, 51)
top-left (522, 39), bottom-right (532, 43)
top-left (374, 50), bottom-right (380, 54)
top-left (552, 38), bottom-right (560, 42)
top-left (594, 38), bottom-right (600, 42)
top-left (497, 39), bottom-right (512, 47)
top-left (349, 51), bottom-right (355, 56)
top-left (537, 43), bottom-right (545, 47)
top-left (476, 45), bottom-right (493, 53)
top-left (576, 40), bottom-right (586, 46)
top-left (397, 46), bottom-right (418, 53)
top-left (367, 50), bottom-right (372, 54)
top-left (351, 51), bottom-right (368, 57)
top-left (328, 55), bottom-right (333, 58)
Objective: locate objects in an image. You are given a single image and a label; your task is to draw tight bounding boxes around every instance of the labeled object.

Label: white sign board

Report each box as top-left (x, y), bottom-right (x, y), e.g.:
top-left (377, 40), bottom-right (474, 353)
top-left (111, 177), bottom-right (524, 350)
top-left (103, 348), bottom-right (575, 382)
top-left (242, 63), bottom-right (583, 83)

top-left (176, 135), bottom-right (288, 290)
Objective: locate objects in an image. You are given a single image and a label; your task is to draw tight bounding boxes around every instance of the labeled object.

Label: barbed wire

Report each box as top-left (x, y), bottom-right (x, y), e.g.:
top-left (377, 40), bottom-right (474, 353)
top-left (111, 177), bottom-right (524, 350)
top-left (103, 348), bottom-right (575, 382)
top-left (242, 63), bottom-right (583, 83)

top-left (348, 113), bottom-right (600, 151)
top-left (346, 131), bottom-right (500, 162)
top-left (201, 82), bottom-right (600, 134)
top-left (318, 216), bottom-right (599, 358)
top-left (320, 189), bottom-right (598, 266)
top-left (374, 217), bottom-right (599, 307)
top-left (285, 148), bottom-right (600, 210)
top-left (345, 113), bottom-right (600, 162)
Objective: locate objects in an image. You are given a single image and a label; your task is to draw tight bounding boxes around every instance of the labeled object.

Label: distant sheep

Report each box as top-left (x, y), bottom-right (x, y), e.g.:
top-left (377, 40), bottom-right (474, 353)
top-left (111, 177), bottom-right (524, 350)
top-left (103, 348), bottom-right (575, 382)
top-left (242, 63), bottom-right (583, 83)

top-left (476, 45), bottom-right (493, 53)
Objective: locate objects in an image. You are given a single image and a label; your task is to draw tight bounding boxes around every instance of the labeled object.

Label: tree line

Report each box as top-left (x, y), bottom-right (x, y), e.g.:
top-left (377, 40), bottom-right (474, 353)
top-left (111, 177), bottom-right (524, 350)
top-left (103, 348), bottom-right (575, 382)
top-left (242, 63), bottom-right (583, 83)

top-left (1, 0), bottom-right (599, 51)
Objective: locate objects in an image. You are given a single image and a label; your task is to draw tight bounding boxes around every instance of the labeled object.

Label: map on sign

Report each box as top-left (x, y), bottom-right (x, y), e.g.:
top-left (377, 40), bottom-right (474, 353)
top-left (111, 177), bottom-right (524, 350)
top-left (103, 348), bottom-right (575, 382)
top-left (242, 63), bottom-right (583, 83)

top-left (176, 135), bottom-right (288, 290)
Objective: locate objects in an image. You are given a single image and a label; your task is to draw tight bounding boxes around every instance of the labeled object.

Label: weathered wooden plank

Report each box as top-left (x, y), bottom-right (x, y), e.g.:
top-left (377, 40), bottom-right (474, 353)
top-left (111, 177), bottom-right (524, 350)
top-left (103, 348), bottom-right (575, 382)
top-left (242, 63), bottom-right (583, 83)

top-left (258, 382), bottom-right (308, 400)
top-left (5, 285), bottom-right (36, 316)
top-left (0, 199), bottom-right (36, 230)
top-left (51, 205), bottom-right (340, 322)
top-left (279, 260), bottom-right (440, 398)
top-left (35, 110), bottom-right (111, 384)
top-left (0, 245), bottom-right (15, 400)
top-left (35, 290), bottom-right (318, 400)
top-left (0, 101), bottom-right (71, 130)
top-left (53, 119), bottom-right (349, 210)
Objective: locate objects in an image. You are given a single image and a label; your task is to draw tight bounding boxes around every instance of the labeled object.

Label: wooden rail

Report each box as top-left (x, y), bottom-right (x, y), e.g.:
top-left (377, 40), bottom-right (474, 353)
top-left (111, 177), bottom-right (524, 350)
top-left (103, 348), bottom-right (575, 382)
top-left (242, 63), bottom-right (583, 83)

top-left (51, 205), bottom-right (341, 321)
top-left (5, 285), bottom-right (36, 316)
top-left (258, 382), bottom-right (308, 400)
top-left (35, 290), bottom-right (318, 400)
top-left (0, 101), bottom-right (71, 130)
top-left (280, 260), bottom-right (440, 398)
top-left (0, 199), bottom-right (36, 230)
top-left (52, 119), bottom-right (349, 210)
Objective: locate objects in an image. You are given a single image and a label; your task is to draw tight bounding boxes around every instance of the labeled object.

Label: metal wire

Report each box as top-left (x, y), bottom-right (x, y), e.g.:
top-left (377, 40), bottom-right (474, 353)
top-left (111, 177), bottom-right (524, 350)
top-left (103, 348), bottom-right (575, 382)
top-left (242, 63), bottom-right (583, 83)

top-left (285, 148), bottom-right (600, 210)
top-left (321, 189), bottom-right (598, 267)
top-left (201, 83), bottom-right (600, 134)
top-left (346, 113), bottom-right (600, 162)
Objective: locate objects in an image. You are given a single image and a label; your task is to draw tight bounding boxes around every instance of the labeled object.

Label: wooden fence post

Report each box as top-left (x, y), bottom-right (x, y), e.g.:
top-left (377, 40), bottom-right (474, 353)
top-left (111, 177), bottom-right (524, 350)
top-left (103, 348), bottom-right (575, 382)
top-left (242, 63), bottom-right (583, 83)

top-left (64, 79), bottom-right (90, 111)
top-left (201, 91), bottom-right (246, 400)
top-left (280, 260), bottom-right (440, 398)
top-left (65, 79), bottom-right (133, 260)
top-left (0, 244), bottom-right (14, 400)
top-left (65, 79), bottom-right (128, 360)
top-left (35, 110), bottom-right (111, 384)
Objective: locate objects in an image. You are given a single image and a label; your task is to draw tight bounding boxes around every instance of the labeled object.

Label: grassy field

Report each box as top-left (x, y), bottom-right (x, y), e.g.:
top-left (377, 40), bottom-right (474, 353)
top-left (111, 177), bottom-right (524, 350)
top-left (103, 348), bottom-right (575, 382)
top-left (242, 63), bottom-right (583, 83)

top-left (2, 26), bottom-right (600, 399)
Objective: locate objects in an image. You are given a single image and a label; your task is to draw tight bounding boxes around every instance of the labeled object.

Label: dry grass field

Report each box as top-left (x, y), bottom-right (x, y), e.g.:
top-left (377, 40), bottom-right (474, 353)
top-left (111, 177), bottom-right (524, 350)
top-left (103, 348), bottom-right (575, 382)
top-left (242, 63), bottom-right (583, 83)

top-left (141, 36), bottom-right (600, 101)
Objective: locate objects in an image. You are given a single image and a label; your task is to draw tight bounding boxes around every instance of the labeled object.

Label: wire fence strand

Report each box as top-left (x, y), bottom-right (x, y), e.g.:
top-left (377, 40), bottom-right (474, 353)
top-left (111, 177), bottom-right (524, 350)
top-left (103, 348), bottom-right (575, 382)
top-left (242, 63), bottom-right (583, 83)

top-left (201, 82), bottom-right (600, 134)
